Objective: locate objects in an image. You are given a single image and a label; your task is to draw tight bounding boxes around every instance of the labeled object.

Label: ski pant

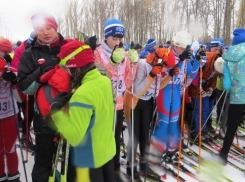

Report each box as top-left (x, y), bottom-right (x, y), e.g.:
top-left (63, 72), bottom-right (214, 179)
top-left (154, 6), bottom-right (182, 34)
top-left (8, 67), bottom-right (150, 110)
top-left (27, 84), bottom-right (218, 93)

top-left (206, 97), bottom-right (215, 128)
top-left (32, 133), bottom-right (57, 182)
top-left (216, 89), bottom-right (226, 123)
top-left (76, 159), bottom-right (114, 182)
top-left (127, 98), bottom-right (153, 163)
top-left (154, 88), bottom-right (180, 150)
top-left (21, 95), bottom-right (34, 135)
top-left (192, 97), bottom-right (209, 134)
top-left (220, 95), bottom-right (230, 131)
top-left (221, 104), bottom-right (245, 156)
top-left (0, 115), bottom-right (19, 181)
top-left (113, 109), bottom-right (124, 171)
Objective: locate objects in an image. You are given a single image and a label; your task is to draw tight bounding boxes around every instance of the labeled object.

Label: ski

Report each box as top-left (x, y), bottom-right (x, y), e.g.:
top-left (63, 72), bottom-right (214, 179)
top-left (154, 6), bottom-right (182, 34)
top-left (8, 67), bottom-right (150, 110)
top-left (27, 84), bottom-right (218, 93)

top-left (193, 140), bottom-right (245, 172)
top-left (49, 134), bottom-right (62, 182)
top-left (60, 138), bottom-right (70, 182)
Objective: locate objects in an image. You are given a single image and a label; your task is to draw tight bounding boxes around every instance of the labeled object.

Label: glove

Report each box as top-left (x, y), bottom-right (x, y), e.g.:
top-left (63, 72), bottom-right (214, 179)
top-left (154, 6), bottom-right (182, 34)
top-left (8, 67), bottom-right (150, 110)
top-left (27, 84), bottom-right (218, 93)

top-left (85, 35), bottom-right (97, 50)
top-left (169, 66), bottom-right (179, 77)
top-left (206, 88), bottom-right (213, 97)
top-left (195, 48), bottom-right (206, 60)
top-left (110, 47), bottom-right (126, 65)
top-left (150, 65), bottom-right (163, 78)
top-left (201, 90), bottom-right (207, 97)
top-left (128, 49), bottom-right (139, 64)
top-left (51, 92), bottom-right (73, 112)
top-left (186, 103), bottom-right (194, 111)
top-left (179, 45), bottom-right (192, 61)
top-left (40, 58), bottom-right (60, 73)
top-left (2, 70), bottom-right (17, 84)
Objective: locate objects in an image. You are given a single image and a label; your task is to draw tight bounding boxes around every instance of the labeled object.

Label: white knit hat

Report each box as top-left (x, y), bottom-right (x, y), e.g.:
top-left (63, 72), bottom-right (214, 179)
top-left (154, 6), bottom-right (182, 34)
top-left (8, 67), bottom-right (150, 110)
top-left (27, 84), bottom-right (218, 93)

top-left (214, 57), bottom-right (224, 73)
top-left (174, 31), bottom-right (192, 49)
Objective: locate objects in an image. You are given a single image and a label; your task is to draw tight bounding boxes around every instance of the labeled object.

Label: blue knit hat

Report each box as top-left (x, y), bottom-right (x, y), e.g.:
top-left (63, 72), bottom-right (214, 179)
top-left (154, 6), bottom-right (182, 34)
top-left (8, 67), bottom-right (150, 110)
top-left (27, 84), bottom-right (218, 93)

top-left (209, 38), bottom-right (221, 48)
top-left (219, 39), bottom-right (224, 47)
top-left (139, 50), bottom-right (149, 59)
top-left (144, 38), bottom-right (157, 53)
top-left (232, 28), bottom-right (245, 46)
top-left (27, 31), bottom-right (36, 44)
top-left (104, 18), bottom-right (124, 39)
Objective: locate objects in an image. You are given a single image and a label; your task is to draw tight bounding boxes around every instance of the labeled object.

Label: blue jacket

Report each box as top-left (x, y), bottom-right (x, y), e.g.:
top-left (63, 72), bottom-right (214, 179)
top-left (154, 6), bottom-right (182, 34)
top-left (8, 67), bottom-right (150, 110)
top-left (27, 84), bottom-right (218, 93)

top-left (223, 42), bottom-right (245, 104)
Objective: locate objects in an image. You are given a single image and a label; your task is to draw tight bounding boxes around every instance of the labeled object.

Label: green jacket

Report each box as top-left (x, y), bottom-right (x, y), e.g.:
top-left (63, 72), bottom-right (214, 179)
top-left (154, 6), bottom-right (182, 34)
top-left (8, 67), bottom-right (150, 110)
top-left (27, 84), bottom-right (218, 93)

top-left (51, 69), bottom-right (115, 168)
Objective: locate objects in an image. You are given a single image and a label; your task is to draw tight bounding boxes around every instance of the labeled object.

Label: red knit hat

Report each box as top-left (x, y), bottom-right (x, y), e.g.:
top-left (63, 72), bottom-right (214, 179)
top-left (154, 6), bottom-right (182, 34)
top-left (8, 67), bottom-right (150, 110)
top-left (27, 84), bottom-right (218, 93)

top-left (31, 13), bottom-right (58, 31)
top-left (0, 36), bottom-right (13, 53)
top-left (59, 39), bottom-right (94, 68)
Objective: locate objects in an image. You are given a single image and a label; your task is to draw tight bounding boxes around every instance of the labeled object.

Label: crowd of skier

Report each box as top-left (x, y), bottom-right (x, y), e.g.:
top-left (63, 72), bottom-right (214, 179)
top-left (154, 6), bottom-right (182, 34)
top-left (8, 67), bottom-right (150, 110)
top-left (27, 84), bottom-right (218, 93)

top-left (0, 12), bottom-right (245, 182)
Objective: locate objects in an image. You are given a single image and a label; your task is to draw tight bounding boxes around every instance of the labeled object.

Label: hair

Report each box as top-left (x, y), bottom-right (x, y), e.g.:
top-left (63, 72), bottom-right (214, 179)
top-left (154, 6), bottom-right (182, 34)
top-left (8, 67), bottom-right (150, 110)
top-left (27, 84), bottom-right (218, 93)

top-left (69, 63), bottom-right (96, 90)
top-left (112, 34), bottom-right (123, 39)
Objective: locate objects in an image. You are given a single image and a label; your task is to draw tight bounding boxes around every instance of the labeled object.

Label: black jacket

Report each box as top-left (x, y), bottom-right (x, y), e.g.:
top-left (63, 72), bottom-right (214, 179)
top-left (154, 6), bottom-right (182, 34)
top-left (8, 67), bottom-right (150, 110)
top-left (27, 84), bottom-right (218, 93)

top-left (17, 33), bottom-right (64, 93)
top-left (17, 33), bottom-right (64, 133)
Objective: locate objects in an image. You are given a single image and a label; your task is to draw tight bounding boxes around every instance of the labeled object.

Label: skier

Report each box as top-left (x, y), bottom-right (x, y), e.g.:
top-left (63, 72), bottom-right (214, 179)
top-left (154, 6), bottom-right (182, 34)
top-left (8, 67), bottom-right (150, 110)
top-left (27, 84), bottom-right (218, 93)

top-left (0, 37), bottom-right (25, 182)
top-left (93, 18), bottom-right (136, 181)
top-left (218, 28), bottom-right (245, 164)
top-left (50, 39), bottom-right (116, 182)
top-left (17, 13), bottom-right (67, 182)
top-left (152, 32), bottom-right (203, 166)
top-left (188, 49), bottom-right (220, 141)
top-left (139, 39), bottom-right (158, 59)
top-left (206, 38), bottom-right (222, 134)
top-left (11, 31), bottom-right (37, 150)
top-left (124, 48), bottom-right (178, 180)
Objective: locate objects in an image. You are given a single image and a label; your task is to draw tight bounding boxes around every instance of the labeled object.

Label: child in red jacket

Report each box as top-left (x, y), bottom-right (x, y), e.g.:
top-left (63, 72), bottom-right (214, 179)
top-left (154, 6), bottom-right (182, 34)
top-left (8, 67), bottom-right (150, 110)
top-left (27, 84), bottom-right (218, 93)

top-left (0, 37), bottom-right (25, 182)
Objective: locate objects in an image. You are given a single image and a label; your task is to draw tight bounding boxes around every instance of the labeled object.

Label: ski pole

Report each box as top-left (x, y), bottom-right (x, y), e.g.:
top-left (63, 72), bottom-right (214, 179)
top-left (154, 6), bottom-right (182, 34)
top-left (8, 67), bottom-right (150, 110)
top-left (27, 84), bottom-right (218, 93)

top-left (113, 64), bottom-right (120, 134)
top-left (26, 95), bottom-right (29, 162)
top-left (9, 86), bottom-right (28, 182)
top-left (177, 59), bottom-right (188, 181)
top-left (190, 90), bottom-right (226, 145)
top-left (131, 62), bottom-right (135, 182)
top-left (214, 91), bottom-right (228, 139)
top-left (198, 59), bottom-right (203, 171)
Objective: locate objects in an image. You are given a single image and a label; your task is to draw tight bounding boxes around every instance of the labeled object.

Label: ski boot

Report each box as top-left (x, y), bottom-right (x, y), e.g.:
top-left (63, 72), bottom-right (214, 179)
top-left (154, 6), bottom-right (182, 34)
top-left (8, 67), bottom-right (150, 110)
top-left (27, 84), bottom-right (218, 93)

top-left (219, 128), bottom-right (226, 138)
top-left (126, 162), bottom-right (142, 182)
top-left (7, 172), bottom-right (20, 182)
top-left (190, 131), bottom-right (206, 144)
top-left (0, 174), bottom-right (7, 182)
top-left (181, 140), bottom-right (192, 156)
top-left (206, 124), bottom-right (216, 134)
top-left (202, 131), bottom-right (212, 141)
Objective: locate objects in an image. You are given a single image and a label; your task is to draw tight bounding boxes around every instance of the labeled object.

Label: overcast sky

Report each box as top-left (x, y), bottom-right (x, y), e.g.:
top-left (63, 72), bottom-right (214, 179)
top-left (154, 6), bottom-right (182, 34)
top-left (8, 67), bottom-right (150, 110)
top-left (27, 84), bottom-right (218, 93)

top-left (0, 0), bottom-right (67, 43)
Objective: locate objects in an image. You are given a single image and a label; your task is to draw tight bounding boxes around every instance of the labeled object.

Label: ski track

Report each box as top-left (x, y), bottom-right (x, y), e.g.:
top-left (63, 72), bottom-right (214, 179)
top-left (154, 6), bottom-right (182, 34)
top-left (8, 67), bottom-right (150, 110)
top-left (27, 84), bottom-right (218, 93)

top-left (17, 121), bottom-right (245, 182)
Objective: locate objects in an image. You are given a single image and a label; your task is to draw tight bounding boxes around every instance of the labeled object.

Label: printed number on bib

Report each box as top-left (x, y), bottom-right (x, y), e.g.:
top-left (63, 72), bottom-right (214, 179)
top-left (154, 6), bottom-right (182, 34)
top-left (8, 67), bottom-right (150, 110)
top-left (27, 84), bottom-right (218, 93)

top-left (0, 101), bottom-right (8, 112)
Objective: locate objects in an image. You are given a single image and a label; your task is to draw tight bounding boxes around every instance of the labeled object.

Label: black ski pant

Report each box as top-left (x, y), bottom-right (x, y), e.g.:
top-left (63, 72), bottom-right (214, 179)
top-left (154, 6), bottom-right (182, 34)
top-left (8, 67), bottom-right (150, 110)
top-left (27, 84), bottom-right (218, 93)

top-left (32, 133), bottom-right (57, 182)
top-left (114, 109), bottom-right (124, 171)
top-left (79, 159), bottom-right (114, 182)
top-left (220, 104), bottom-right (245, 156)
top-left (127, 98), bottom-right (153, 164)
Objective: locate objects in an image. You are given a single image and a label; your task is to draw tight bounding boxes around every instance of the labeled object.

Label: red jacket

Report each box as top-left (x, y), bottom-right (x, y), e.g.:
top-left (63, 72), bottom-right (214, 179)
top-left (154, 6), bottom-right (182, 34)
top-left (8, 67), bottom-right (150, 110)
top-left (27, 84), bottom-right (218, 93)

top-left (11, 41), bottom-right (27, 70)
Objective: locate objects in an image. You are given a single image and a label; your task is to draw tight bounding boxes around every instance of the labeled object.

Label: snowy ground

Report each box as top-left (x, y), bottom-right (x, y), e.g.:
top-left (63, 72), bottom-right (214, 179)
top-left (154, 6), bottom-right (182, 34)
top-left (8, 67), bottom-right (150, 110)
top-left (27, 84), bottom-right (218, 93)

top-left (17, 115), bottom-right (245, 182)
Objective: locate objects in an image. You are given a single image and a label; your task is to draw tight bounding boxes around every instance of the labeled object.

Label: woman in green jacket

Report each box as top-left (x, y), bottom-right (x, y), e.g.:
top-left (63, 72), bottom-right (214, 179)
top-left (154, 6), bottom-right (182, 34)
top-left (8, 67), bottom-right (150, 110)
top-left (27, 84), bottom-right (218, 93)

top-left (51, 39), bottom-right (116, 182)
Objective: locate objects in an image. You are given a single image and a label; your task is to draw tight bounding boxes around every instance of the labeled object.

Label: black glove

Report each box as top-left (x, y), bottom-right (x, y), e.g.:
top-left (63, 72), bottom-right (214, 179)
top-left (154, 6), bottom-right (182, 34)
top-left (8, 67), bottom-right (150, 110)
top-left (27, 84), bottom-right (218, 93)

top-left (51, 92), bottom-right (73, 112)
top-left (85, 35), bottom-right (97, 50)
top-left (168, 66), bottom-right (179, 77)
top-left (2, 70), bottom-right (17, 84)
top-left (40, 58), bottom-right (60, 73)
top-left (179, 45), bottom-right (192, 61)
top-left (186, 103), bottom-right (194, 111)
top-left (195, 47), bottom-right (206, 60)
